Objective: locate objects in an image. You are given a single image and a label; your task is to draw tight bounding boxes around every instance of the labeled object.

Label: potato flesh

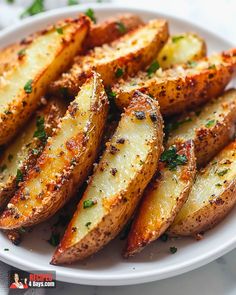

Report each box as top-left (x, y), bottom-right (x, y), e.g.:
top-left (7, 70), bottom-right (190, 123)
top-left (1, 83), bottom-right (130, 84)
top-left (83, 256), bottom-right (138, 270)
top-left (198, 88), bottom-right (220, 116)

top-left (70, 112), bottom-right (156, 244)
top-left (0, 119), bottom-right (37, 188)
top-left (0, 28), bottom-right (70, 111)
top-left (157, 33), bottom-right (205, 68)
top-left (174, 144), bottom-right (236, 222)
top-left (10, 82), bottom-right (93, 212)
top-left (167, 89), bottom-right (236, 143)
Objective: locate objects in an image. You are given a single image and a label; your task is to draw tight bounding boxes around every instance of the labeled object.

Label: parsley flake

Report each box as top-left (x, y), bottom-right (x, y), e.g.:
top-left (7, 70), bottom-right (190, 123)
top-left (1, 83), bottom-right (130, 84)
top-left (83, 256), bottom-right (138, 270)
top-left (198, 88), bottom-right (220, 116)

top-left (187, 60), bottom-right (197, 67)
top-left (56, 27), bottom-right (63, 35)
top-left (83, 199), bottom-right (96, 209)
top-left (16, 169), bottom-right (23, 185)
top-left (116, 21), bottom-right (126, 34)
top-left (172, 35), bottom-right (184, 43)
top-left (17, 48), bottom-right (26, 58)
top-left (208, 64), bottom-right (216, 70)
top-left (24, 79), bottom-right (33, 94)
top-left (33, 116), bottom-right (48, 143)
top-left (48, 232), bottom-right (60, 247)
top-left (20, 0), bottom-right (45, 18)
top-left (68, 0), bottom-right (78, 5)
top-left (205, 119), bottom-right (215, 128)
top-left (169, 246), bottom-right (177, 254)
top-left (217, 169), bottom-right (229, 177)
top-left (147, 61), bottom-right (160, 77)
top-left (160, 233), bottom-right (168, 242)
top-left (160, 146), bottom-right (188, 170)
top-left (115, 68), bottom-right (124, 78)
top-left (85, 221), bottom-right (92, 227)
top-left (85, 8), bottom-right (97, 23)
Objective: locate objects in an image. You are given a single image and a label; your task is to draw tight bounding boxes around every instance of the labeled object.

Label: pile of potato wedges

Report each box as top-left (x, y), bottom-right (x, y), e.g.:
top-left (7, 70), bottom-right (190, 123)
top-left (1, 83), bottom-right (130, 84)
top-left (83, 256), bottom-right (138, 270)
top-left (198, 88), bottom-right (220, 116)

top-left (0, 11), bottom-right (236, 265)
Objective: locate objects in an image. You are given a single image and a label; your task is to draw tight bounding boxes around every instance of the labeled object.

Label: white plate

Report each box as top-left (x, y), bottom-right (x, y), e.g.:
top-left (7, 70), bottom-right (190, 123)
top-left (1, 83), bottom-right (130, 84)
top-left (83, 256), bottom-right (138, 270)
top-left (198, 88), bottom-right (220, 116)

top-left (0, 3), bottom-right (235, 287)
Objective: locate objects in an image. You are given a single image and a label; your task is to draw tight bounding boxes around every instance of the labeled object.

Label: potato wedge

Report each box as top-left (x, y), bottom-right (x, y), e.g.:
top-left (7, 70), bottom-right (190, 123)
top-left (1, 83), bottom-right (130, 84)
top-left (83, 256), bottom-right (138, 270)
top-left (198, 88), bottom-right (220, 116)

top-left (113, 48), bottom-right (236, 115)
top-left (157, 33), bottom-right (206, 69)
top-left (0, 43), bottom-right (25, 76)
top-left (124, 141), bottom-right (196, 257)
top-left (167, 89), bottom-right (236, 167)
top-left (50, 19), bottom-right (169, 97)
top-left (84, 14), bottom-right (144, 50)
top-left (0, 15), bottom-right (90, 145)
top-left (51, 91), bottom-right (164, 264)
top-left (0, 72), bottom-right (109, 229)
top-left (169, 140), bottom-right (236, 236)
top-left (0, 14), bottom-right (143, 76)
top-left (0, 98), bottom-right (65, 211)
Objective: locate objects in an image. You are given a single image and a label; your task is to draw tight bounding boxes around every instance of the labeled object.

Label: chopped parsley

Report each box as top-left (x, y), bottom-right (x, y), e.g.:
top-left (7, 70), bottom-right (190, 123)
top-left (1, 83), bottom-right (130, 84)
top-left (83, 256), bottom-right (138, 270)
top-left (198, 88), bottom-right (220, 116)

top-left (33, 116), bottom-right (48, 143)
top-left (68, 0), bottom-right (78, 5)
top-left (6, 0), bottom-right (14, 3)
top-left (115, 68), bottom-right (124, 78)
top-left (32, 148), bottom-right (40, 155)
top-left (147, 61), bottom-right (160, 77)
top-left (56, 27), bottom-right (63, 35)
top-left (16, 169), bottom-right (23, 185)
top-left (165, 118), bottom-right (192, 135)
top-left (215, 183), bottom-right (222, 187)
top-left (48, 232), bottom-right (60, 247)
top-left (205, 119), bottom-right (215, 128)
top-left (83, 199), bottom-right (96, 209)
top-left (8, 154), bottom-right (13, 162)
top-left (160, 146), bottom-right (188, 170)
top-left (20, 0), bottom-right (45, 18)
top-left (24, 79), bottom-right (33, 94)
top-left (172, 35), bottom-right (184, 43)
top-left (106, 87), bottom-right (116, 102)
top-left (19, 227), bottom-right (26, 233)
top-left (116, 21), bottom-right (126, 34)
top-left (17, 48), bottom-right (26, 58)
top-left (0, 164), bottom-right (7, 173)
top-left (160, 233), bottom-right (168, 242)
top-left (85, 221), bottom-right (92, 227)
top-left (4, 248), bottom-right (9, 251)
top-left (85, 8), bottom-right (97, 24)
top-left (187, 60), bottom-right (197, 67)
top-left (208, 64), bottom-right (216, 70)
top-left (217, 169), bottom-right (229, 177)
top-left (169, 246), bottom-right (177, 254)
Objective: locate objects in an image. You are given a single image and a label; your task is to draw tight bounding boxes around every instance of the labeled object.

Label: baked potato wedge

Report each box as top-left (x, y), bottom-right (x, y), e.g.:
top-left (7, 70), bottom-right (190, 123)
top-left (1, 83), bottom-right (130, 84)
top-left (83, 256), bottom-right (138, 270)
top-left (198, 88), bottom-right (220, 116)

top-left (169, 140), bottom-right (236, 236)
top-left (83, 13), bottom-right (144, 50)
top-left (0, 43), bottom-right (25, 76)
top-left (0, 15), bottom-right (90, 145)
top-left (157, 33), bottom-right (206, 69)
top-left (124, 141), bottom-right (196, 257)
top-left (113, 48), bottom-right (236, 115)
top-left (51, 91), bottom-right (164, 264)
top-left (0, 72), bottom-right (109, 229)
top-left (0, 98), bottom-right (66, 211)
top-left (50, 19), bottom-right (169, 97)
top-left (167, 89), bottom-right (236, 167)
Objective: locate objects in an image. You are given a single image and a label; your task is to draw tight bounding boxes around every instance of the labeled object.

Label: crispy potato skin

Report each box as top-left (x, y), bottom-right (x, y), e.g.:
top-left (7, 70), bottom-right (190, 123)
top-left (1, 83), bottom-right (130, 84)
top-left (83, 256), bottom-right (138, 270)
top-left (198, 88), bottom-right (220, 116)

top-left (83, 14), bottom-right (144, 50)
top-left (167, 89), bottom-right (236, 167)
top-left (0, 16), bottom-right (90, 145)
top-left (51, 92), bottom-right (164, 264)
top-left (169, 141), bottom-right (236, 236)
top-left (50, 19), bottom-right (169, 97)
top-left (124, 141), bottom-right (196, 257)
top-left (0, 72), bottom-right (109, 229)
top-left (157, 33), bottom-right (207, 69)
top-left (114, 48), bottom-right (236, 116)
top-left (0, 98), bottom-right (65, 211)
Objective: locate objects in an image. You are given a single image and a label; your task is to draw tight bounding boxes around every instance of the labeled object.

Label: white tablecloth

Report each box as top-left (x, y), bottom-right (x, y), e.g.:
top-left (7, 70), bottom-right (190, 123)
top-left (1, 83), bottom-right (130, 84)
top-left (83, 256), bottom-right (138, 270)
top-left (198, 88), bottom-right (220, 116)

top-left (0, 1), bottom-right (236, 294)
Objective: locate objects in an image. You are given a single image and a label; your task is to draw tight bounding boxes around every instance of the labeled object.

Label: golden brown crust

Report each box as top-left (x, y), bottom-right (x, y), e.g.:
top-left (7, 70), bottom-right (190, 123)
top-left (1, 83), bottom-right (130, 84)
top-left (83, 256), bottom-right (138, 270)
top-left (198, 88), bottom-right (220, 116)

top-left (0, 72), bottom-right (109, 229)
top-left (114, 48), bottom-right (236, 116)
top-left (124, 141), bottom-right (196, 257)
top-left (0, 15), bottom-right (90, 146)
top-left (83, 14), bottom-right (144, 50)
top-left (51, 91), bottom-right (164, 264)
top-left (49, 19), bottom-right (169, 97)
top-left (169, 141), bottom-right (236, 236)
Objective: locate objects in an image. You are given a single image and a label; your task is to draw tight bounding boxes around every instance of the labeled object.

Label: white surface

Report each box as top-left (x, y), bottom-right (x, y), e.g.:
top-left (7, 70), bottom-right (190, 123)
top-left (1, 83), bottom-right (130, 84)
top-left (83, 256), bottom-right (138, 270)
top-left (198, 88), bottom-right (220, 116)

top-left (0, 1), bottom-right (236, 294)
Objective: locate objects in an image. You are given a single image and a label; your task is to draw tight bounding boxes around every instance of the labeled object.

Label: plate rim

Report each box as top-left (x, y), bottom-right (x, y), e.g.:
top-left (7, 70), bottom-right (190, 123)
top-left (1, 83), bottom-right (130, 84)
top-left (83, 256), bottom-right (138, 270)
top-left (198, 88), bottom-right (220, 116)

top-left (0, 2), bottom-right (235, 286)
